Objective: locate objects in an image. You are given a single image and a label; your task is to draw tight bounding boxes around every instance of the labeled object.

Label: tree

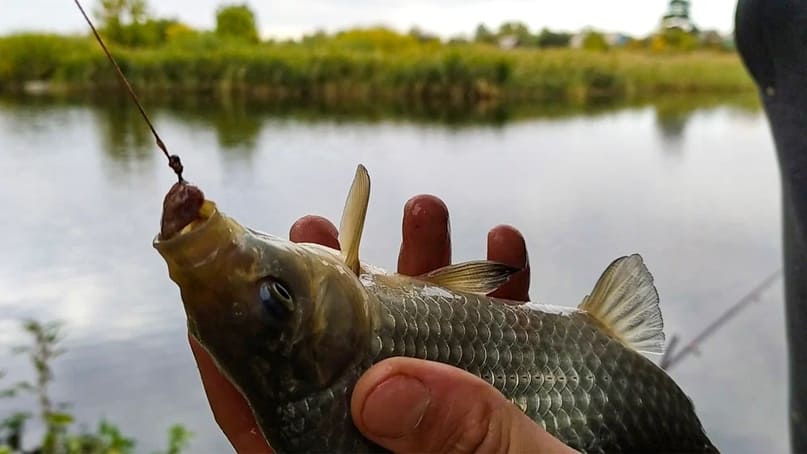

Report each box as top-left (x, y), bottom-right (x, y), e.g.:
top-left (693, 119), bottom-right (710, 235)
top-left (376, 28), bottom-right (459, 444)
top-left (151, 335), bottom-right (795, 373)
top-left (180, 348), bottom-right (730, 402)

top-left (215, 4), bottom-right (260, 43)
top-left (408, 27), bottom-right (439, 44)
top-left (96, 0), bottom-right (148, 27)
top-left (165, 22), bottom-right (199, 44)
top-left (447, 35), bottom-right (470, 46)
top-left (474, 24), bottom-right (496, 44)
top-left (650, 28), bottom-right (698, 52)
top-left (699, 30), bottom-right (728, 51)
top-left (582, 31), bottom-right (609, 51)
top-left (497, 21), bottom-right (536, 47)
top-left (537, 28), bottom-right (572, 48)
top-left (95, 0), bottom-right (149, 45)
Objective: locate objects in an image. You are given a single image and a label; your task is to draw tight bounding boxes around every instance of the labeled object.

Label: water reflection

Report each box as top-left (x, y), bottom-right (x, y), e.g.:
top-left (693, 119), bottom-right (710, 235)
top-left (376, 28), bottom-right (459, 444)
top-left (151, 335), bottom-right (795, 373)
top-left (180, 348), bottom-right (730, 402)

top-left (214, 96), bottom-right (262, 153)
top-left (650, 95), bottom-right (761, 153)
top-left (93, 97), bottom-right (152, 162)
top-left (2, 92), bottom-right (763, 167)
top-left (2, 92), bottom-right (762, 149)
top-left (656, 108), bottom-right (689, 150)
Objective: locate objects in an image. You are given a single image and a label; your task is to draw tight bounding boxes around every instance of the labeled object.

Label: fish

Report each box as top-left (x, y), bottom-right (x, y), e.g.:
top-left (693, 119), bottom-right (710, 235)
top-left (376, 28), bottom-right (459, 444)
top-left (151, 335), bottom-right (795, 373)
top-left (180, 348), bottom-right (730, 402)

top-left (153, 165), bottom-right (717, 453)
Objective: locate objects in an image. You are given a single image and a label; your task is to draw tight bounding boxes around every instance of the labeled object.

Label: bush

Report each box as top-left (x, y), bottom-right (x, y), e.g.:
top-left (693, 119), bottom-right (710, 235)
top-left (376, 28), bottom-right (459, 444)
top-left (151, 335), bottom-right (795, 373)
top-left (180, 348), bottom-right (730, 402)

top-left (215, 4), bottom-right (259, 43)
top-left (582, 31), bottom-right (609, 52)
top-left (0, 34), bottom-right (96, 83)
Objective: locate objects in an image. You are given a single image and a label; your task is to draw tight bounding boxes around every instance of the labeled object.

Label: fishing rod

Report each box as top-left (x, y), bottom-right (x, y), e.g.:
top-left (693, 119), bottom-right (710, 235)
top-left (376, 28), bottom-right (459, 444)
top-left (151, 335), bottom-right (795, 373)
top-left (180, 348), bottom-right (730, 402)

top-left (660, 268), bottom-right (783, 370)
top-left (72, 0), bottom-right (185, 183)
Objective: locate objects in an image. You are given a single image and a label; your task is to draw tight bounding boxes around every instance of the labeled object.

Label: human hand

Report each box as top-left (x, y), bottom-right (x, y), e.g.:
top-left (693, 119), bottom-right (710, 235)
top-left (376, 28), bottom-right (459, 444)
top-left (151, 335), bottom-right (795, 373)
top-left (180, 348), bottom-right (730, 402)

top-left (189, 194), bottom-right (576, 453)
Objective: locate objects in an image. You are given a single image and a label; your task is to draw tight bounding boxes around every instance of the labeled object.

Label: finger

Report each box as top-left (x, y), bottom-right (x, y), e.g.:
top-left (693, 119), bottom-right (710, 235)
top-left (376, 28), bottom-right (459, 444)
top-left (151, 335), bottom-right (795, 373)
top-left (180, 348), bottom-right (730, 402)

top-left (487, 225), bottom-right (531, 302)
top-left (188, 335), bottom-right (272, 454)
top-left (351, 357), bottom-right (577, 454)
top-left (289, 215), bottom-right (340, 249)
top-left (397, 195), bottom-right (451, 276)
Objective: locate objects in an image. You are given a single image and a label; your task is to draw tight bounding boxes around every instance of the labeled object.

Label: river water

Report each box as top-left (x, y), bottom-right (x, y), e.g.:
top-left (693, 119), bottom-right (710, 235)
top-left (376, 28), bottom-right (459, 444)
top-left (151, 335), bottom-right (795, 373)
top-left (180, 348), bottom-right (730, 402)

top-left (0, 95), bottom-right (786, 452)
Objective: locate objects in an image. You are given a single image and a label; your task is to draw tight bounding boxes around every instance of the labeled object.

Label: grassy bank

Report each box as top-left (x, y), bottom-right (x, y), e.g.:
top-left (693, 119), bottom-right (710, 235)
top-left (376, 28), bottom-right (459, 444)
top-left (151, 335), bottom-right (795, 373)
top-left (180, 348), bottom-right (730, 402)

top-left (0, 32), bottom-right (754, 103)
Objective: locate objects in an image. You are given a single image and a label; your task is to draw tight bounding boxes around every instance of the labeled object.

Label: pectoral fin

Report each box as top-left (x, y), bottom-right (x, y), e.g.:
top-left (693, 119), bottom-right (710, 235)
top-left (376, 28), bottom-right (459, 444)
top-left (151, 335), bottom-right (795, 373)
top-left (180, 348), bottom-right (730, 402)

top-left (339, 164), bottom-right (371, 276)
top-left (579, 254), bottom-right (665, 355)
top-left (420, 260), bottom-right (521, 295)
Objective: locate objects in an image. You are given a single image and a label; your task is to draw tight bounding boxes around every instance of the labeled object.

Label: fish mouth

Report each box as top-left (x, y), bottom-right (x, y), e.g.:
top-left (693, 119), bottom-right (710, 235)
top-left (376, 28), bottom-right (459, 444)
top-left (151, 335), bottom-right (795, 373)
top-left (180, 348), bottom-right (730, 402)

top-left (153, 182), bottom-right (245, 270)
top-left (158, 181), bottom-right (207, 241)
top-left (153, 198), bottom-right (216, 245)
top-left (174, 200), bottom-right (215, 237)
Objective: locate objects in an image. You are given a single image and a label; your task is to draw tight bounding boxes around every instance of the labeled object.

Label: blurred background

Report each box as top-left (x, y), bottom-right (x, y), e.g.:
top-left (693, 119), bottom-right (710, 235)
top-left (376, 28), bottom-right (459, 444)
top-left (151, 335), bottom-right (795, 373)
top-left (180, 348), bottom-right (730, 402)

top-left (0, 0), bottom-right (784, 452)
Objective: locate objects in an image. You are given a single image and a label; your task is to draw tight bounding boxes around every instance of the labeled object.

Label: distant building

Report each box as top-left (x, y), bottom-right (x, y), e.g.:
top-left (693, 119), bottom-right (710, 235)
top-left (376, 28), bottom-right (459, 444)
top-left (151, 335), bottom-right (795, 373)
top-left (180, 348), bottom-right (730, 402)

top-left (498, 35), bottom-right (519, 50)
top-left (605, 33), bottom-right (632, 47)
top-left (661, 0), bottom-right (696, 32)
top-left (570, 32), bottom-right (584, 49)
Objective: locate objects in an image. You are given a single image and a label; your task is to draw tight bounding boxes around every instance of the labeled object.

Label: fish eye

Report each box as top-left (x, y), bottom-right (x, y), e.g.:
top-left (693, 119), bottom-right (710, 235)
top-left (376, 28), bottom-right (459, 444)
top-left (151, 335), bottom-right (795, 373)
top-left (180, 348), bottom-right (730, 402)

top-left (258, 278), bottom-right (294, 320)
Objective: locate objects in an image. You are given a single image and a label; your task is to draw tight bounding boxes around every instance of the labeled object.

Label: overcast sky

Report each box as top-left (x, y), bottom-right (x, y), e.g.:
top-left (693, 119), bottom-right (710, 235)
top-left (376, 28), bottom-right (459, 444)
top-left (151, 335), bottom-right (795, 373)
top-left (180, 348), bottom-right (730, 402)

top-left (1, 0), bottom-right (740, 39)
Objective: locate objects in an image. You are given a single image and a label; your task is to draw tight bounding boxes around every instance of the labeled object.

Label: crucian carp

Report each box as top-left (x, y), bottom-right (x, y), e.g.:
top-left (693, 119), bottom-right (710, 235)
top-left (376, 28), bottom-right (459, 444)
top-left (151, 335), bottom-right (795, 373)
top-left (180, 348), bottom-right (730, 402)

top-left (153, 165), bottom-right (717, 453)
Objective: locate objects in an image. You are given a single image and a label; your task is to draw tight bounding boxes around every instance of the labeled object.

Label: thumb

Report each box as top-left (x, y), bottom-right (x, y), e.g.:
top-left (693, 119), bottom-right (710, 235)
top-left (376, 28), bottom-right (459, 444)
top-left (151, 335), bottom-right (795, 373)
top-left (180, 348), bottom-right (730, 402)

top-left (351, 357), bottom-right (578, 454)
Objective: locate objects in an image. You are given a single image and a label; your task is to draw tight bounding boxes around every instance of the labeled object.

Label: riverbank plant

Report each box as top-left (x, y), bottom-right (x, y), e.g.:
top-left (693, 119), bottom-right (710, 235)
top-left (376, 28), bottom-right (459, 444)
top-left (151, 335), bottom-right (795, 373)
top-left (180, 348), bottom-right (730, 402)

top-left (0, 31), bottom-right (753, 104)
top-left (0, 320), bottom-right (191, 454)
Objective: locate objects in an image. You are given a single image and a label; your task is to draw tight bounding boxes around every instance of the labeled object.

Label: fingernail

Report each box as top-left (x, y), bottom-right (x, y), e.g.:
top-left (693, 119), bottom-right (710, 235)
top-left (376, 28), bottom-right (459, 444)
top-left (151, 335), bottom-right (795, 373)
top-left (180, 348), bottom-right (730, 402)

top-left (487, 225), bottom-right (531, 301)
top-left (487, 225), bottom-right (528, 268)
top-left (289, 215), bottom-right (340, 249)
top-left (361, 375), bottom-right (431, 439)
top-left (398, 195), bottom-right (451, 276)
top-left (402, 195), bottom-right (450, 243)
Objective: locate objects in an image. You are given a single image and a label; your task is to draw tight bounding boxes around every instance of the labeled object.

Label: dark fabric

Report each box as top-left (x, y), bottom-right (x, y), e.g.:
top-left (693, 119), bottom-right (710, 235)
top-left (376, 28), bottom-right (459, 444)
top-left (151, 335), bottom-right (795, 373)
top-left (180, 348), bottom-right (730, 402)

top-left (735, 1), bottom-right (807, 452)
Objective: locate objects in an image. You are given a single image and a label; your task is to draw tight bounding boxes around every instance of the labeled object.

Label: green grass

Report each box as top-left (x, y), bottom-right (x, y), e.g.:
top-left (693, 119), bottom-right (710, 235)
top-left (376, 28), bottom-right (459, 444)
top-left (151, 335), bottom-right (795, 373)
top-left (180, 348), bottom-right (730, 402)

top-left (0, 32), bottom-right (755, 103)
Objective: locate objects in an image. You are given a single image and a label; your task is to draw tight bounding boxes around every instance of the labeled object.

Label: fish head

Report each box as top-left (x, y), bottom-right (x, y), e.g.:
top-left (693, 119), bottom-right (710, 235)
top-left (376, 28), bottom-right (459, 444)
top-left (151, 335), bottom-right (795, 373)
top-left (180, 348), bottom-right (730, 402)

top-left (153, 183), bottom-right (375, 401)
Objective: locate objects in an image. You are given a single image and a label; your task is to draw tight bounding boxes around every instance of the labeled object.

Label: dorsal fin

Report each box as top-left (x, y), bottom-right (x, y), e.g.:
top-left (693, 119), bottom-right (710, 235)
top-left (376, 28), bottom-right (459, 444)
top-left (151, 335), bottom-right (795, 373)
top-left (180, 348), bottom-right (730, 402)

top-left (420, 260), bottom-right (521, 295)
top-left (339, 164), bottom-right (370, 276)
top-left (579, 254), bottom-right (665, 355)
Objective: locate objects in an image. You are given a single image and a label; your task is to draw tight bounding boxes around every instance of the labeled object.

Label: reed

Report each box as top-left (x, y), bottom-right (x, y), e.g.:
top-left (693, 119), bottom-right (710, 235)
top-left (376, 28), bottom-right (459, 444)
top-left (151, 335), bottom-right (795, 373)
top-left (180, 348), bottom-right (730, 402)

top-left (0, 32), bottom-right (755, 103)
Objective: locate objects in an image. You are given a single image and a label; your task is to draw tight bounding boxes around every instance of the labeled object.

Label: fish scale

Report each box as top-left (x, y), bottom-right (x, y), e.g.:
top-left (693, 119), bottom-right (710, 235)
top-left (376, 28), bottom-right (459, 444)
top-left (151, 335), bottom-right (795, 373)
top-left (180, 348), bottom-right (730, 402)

top-left (342, 274), bottom-right (712, 453)
top-left (260, 273), bottom-right (715, 453)
top-left (242, 269), bottom-right (717, 453)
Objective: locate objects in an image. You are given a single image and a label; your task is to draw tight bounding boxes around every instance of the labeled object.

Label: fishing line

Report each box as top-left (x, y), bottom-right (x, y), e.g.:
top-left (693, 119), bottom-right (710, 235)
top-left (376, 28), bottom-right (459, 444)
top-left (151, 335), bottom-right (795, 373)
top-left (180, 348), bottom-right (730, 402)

top-left (72, 0), bottom-right (186, 183)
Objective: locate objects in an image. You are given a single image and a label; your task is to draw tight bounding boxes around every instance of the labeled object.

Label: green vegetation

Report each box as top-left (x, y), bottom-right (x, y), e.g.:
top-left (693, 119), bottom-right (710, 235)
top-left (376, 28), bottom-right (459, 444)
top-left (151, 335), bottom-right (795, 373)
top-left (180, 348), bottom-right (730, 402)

top-left (581, 31), bottom-right (609, 52)
top-left (92, 0), bottom-right (182, 48)
top-left (0, 2), bottom-right (753, 104)
top-left (0, 33), bottom-right (754, 103)
top-left (215, 4), bottom-right (259, 43)
top-left (0, 320), bottom-right (191, 454)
